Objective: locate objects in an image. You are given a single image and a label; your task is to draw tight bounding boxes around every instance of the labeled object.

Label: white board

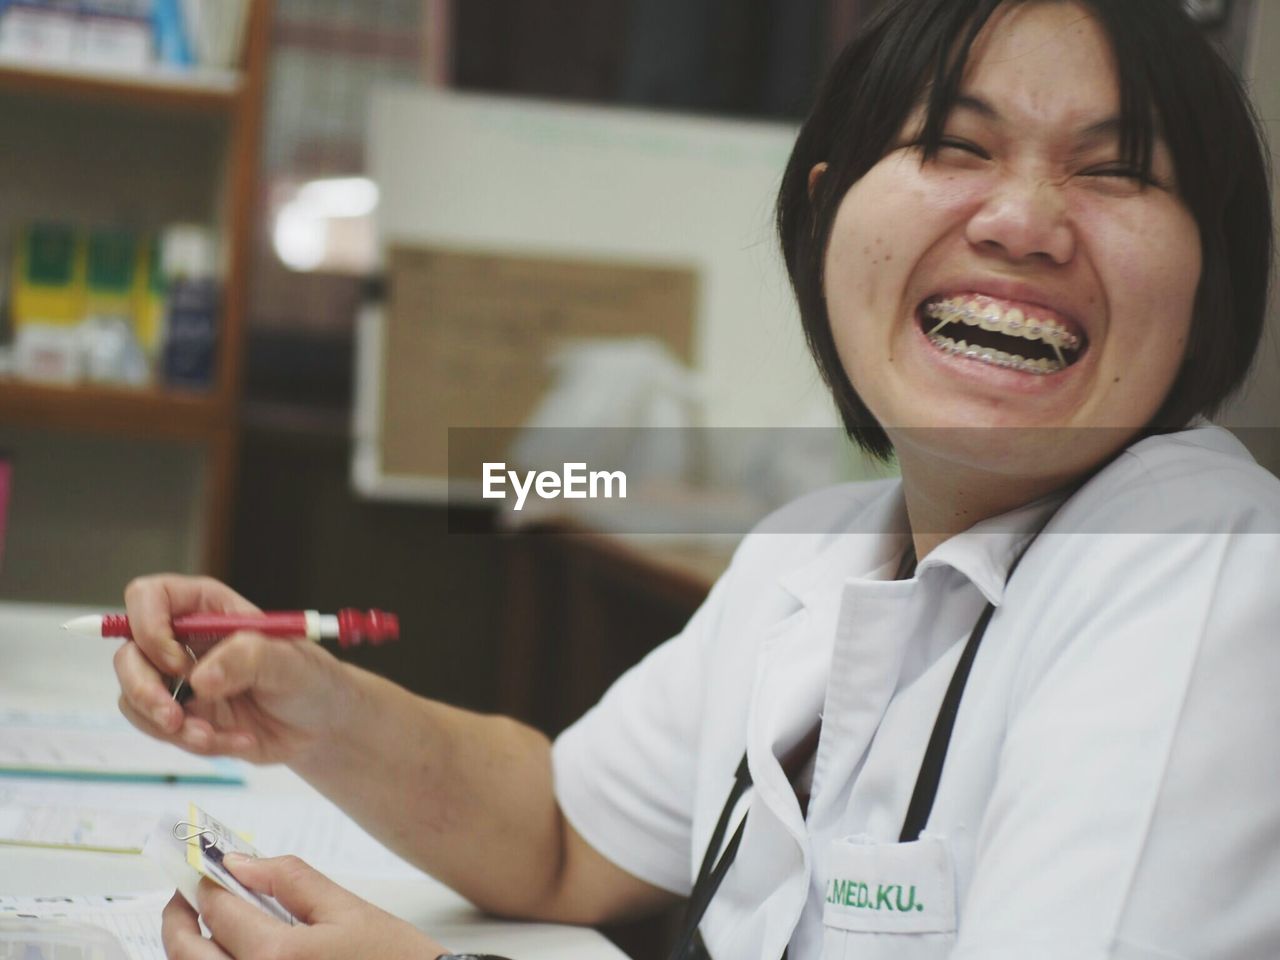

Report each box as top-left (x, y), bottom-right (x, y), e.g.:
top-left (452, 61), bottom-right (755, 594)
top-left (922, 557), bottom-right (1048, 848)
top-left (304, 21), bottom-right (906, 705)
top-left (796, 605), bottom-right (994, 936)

top-left (355, 86), bottom-right (832, 501)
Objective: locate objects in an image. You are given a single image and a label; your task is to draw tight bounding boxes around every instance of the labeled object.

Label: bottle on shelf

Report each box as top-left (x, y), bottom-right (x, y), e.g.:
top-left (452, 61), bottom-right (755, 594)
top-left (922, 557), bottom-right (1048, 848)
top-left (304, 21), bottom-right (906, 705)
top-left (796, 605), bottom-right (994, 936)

top-left (159, 223), bottom-right (220, 391)
top-left (83, 225), bottom-right (148, 385)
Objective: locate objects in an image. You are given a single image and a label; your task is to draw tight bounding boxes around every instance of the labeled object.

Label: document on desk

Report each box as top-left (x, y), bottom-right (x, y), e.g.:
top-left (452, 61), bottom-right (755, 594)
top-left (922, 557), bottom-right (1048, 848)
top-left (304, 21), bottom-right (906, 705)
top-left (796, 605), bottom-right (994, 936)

top-left (0, 891), bottom-right (167, 960)
top-left (191, 791), bottom-right (425, 880)
top-left (0, 710), bottom-right (244, 784)
top-left (0, 777), bottom-right (423, 880)
top-left (0, 795), bottom-right (154, 852)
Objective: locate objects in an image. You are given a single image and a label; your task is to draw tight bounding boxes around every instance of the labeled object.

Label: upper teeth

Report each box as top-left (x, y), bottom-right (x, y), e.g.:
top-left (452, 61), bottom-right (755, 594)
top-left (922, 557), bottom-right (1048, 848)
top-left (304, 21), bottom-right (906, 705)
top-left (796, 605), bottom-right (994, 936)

top-left (925, 297), bottom-right (1082, 351)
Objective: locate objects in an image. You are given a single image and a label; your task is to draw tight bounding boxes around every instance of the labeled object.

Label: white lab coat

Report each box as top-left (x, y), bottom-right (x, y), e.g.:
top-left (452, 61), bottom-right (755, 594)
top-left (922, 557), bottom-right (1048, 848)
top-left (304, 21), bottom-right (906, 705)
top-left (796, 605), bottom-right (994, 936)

top-left (552, 425), bottom-right (1280, 959)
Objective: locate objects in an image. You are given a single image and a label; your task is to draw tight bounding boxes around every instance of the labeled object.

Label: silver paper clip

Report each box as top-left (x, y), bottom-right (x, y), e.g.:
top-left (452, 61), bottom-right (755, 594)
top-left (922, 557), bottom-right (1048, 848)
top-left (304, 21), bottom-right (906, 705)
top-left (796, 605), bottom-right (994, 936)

top-left (170, 644), bottom-right (199, 702)
top-left (171, 821), bottom-right (212, 843)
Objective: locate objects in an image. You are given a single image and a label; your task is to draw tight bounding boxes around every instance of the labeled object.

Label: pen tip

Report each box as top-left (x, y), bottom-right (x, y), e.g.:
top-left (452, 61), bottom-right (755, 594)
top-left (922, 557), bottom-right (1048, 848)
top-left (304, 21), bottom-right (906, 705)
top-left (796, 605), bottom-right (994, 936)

top-left (61, 614), bottom-right (103, 636)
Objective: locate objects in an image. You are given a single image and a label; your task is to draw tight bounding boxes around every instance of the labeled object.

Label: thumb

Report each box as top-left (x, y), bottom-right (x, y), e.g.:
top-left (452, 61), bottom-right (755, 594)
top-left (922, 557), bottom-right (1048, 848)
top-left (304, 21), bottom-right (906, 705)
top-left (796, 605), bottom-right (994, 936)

top-left (223, 854), bottom-right (354, 924)
top-left (188, 631), bottom-right (271, 700)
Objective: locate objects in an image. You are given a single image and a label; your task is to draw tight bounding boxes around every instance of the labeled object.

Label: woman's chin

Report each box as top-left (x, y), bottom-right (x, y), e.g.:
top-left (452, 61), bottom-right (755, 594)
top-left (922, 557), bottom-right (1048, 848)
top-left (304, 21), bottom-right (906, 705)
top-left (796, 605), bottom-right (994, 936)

top-left (885, 417), bottom-right (1137, 483)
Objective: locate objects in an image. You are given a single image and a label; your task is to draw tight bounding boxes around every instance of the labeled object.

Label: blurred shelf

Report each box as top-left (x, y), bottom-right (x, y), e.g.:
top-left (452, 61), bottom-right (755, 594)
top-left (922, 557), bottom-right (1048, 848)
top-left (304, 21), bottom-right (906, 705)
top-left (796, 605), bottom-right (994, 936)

top-left (0, 379), bottom-right (228, 441)
top-left (240, 400), bottom-right (350, 440)
top-left (0, 55), bottom-right (241, 111)
top-left (0, 0), bottom-right (268, 578)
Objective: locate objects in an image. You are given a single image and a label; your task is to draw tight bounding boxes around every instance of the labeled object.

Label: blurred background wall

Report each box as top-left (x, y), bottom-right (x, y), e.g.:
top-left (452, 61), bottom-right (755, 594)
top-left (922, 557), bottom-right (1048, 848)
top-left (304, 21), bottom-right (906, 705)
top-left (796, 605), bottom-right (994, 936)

top-left (1, 0), bottom-right (1271, 696)
top-left (0, 0), bottom-right (1267, 684)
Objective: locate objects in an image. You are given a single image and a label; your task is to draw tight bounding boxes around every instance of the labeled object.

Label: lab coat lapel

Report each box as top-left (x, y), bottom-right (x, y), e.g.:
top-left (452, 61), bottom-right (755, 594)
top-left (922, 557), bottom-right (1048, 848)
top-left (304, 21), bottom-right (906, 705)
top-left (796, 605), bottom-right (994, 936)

top-left (750, 481), bottom-right (909, 840)
top-left (806, 575), bottom-right (919, 833)
top-left (705, 484), bottom-right (909, 960)
top-left (702, 606), bottom-right (820, 960)
top-left (801, 485), bottom-right (917, 834)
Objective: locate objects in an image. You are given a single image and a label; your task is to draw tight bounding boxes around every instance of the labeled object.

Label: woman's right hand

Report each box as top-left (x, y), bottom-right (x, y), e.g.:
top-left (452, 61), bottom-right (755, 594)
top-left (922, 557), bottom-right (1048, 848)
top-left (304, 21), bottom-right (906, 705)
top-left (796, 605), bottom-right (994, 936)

top-left (113, 574), bottom-right (352, 765)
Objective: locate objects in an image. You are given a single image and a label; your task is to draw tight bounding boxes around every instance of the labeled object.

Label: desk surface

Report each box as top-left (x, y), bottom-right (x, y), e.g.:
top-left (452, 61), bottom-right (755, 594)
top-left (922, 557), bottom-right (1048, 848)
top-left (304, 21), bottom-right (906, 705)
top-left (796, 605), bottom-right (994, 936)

top-left (0, 602), bottom-right (628, 959)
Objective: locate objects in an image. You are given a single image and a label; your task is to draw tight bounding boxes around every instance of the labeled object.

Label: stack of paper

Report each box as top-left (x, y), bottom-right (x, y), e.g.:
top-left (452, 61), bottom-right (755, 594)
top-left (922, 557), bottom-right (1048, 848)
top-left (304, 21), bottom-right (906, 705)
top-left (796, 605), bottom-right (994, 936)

top-left (0, 776), bottom-right (423, 880)
top-left (0, 710), bottom-right (244, 785)
top-left (0, 709), bottom-right (423, 959)
top-left (0, 795), bottom-right (154, 853)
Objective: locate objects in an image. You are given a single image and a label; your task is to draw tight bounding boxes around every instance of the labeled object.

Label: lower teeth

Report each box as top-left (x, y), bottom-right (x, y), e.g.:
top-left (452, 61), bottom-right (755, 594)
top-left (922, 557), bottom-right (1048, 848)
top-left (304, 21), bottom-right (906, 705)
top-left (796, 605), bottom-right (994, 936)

top-left (929, 334), bottom-right (1064, 375)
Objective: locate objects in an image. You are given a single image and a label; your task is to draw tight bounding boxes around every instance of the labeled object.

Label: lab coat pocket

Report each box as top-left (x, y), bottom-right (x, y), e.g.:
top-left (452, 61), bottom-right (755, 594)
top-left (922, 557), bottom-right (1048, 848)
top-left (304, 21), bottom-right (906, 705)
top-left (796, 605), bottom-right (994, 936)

top-left (821, 833), bottom-right (956, 960)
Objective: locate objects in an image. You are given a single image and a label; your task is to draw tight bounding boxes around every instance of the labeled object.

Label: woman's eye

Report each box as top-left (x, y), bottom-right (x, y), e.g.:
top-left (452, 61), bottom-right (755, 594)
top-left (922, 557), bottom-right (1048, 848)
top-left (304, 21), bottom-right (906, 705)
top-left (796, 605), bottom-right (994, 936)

top-left (1081, 165), bottom-right (1151, 185)
top-left (938, 138), bottom-right (991, 160)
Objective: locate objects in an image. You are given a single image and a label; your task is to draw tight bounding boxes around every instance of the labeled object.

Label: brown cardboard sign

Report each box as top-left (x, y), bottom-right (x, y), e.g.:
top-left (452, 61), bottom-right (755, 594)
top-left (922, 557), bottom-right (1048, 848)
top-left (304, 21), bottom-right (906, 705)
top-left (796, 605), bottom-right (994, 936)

top-left (381, 245), bottom-right (698, 480)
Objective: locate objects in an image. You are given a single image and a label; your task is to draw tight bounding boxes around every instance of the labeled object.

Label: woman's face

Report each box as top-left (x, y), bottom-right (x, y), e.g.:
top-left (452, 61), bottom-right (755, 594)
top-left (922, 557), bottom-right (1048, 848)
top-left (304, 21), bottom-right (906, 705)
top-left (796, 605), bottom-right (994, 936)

top-left (821, 0), bottom-right (1201, 478)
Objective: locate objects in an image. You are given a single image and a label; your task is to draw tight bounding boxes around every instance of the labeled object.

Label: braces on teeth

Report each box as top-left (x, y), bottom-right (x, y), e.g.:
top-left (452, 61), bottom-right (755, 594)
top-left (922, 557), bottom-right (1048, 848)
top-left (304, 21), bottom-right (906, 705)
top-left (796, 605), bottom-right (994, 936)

top-left (928, 333), bottom-right (1062, 374)
top-left (924, 297), bottom-right (1081, 372)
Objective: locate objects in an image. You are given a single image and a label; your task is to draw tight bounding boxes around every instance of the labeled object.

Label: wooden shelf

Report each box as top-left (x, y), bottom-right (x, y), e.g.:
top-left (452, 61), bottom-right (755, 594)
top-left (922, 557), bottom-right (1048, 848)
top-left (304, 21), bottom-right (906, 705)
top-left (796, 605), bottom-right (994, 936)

top-left (0, 0), bottom-right (270, 584)
top-left (0, 56), bottom-right (241, 111)
top-left (0, 379), bottom-right (229, 441)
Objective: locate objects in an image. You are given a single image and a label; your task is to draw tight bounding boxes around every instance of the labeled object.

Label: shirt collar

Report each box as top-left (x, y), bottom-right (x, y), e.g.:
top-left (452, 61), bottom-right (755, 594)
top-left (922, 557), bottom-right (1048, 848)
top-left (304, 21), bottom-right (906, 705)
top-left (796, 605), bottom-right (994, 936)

top-left (777, 480), bottom-right (1065, 610)
top-left (777, 481), bottom-right (909, 608)
top-left (917, 491), bottom-right (1065, 606)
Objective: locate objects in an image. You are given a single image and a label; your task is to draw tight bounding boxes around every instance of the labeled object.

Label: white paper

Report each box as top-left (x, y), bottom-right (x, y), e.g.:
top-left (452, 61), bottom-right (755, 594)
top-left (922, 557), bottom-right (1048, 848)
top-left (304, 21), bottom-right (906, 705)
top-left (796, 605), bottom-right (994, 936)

top-left (0, 892), bottom-right (168, 960)
top-left (0, 710), bottom-right (243, 784)
top-left (209, 794), bottom-right (423, 880)
top-left (0, 799), bottom-right (153, 852)
top-left (0, 777), bottom-right (423, 880)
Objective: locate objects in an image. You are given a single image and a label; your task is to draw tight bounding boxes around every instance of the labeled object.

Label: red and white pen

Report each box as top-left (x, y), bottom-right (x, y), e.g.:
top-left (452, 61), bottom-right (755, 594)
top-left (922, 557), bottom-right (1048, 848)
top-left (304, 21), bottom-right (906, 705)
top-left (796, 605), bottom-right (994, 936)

top-left (61, 609), bottom-right (400, 649)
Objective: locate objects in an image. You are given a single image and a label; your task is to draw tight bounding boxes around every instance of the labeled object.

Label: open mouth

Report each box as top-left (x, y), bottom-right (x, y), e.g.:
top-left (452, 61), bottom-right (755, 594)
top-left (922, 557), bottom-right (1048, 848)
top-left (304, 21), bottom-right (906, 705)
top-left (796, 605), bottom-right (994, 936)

top-left (917, 294), bottom-right (1088, 375)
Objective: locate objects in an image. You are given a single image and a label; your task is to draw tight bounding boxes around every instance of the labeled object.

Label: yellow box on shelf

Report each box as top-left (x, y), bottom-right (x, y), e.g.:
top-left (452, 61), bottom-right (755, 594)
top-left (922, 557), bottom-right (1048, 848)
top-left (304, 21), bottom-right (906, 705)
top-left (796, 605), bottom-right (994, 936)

top-left (11, 222), bottom-right (85, 327)
top-left (84, 226), bottom-right (139, 325)
top-left (133, 233), bottom-right (167, 358)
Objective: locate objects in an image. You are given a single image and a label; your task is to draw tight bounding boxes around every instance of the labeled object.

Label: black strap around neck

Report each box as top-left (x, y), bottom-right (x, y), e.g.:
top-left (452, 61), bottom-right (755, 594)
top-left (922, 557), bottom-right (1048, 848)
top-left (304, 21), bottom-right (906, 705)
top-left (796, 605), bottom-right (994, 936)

top-left (668, 598), bottom-right (994, 960)
top-left (897, 597), bottom-right (993, 843)
top-left (668, 756), bottom-right (751, 960)
top-left (669, 532), bottom-right (1043, 960)
top-left (899, 527), bottom-right (1040, 840)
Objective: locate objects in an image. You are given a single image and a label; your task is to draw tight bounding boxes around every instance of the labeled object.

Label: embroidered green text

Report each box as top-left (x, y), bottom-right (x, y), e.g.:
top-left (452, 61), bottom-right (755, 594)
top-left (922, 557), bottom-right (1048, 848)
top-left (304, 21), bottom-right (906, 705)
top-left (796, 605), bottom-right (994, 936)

top-left (826, 879), bottom-right (925, 913)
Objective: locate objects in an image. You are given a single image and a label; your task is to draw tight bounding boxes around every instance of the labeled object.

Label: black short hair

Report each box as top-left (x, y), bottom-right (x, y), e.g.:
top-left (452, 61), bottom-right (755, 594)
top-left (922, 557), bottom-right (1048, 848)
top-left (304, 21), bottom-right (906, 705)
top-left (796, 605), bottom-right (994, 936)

top-left (776, 0), bottom-right (1274, 461)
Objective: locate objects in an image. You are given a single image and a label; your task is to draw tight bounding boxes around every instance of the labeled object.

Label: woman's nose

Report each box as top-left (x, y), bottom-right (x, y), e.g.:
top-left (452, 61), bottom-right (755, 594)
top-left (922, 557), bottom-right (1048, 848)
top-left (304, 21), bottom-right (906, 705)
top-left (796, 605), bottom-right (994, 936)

top-left (965, 175), bottom-right (1075, 265)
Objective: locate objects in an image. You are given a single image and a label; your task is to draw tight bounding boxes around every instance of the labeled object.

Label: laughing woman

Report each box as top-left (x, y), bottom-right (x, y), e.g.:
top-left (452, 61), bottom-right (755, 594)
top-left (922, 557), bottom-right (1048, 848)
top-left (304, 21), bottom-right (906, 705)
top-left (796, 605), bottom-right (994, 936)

top-left (114, 1), bottom-right (1280, 958)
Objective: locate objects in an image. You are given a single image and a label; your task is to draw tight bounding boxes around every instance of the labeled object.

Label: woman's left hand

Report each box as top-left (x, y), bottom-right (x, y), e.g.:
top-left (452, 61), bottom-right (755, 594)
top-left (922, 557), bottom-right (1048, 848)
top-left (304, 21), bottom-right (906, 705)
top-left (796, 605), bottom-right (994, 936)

top-left (161, 854), bottom-right (452, 960)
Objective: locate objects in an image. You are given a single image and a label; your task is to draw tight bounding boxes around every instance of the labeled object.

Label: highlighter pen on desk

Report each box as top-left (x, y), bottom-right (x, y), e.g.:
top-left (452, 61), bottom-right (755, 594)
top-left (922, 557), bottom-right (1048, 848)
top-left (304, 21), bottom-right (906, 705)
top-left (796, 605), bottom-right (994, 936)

top-left (62, 609), bottom-right (400, 649)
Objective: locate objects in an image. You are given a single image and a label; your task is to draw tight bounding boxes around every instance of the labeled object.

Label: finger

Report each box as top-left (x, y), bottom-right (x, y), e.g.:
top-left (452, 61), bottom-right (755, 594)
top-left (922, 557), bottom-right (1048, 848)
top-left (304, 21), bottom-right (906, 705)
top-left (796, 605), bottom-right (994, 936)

top-left (124, 575), bottom-right (259, 675)
top-left (117, 645), bottom-right (260, 758)
top-left (114, 640), bottom-right (183, 734)
top-left (189, 630), bottom-right (326, 704)
top-left (122, 575), bottom-right (206, 675)
top-left (120, 692), bottom-right (242, 756)
top-left (188, 631), bottom-right (270, 702)
top-left (223, 854), bottom-right (357, 924)
top-left (163, 891), bottom-right (232, 960)
top-left (118, 676), bottom-right (244, 756)
top-left (117, 694), bottom-right (189, 750)
top-left (197, 877), bottom-right (288, 957)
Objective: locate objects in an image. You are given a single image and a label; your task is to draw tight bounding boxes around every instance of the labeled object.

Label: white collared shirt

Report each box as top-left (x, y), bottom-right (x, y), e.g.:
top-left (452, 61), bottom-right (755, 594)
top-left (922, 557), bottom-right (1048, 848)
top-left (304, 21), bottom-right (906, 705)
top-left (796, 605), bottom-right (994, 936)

top-left (552, 425), bottom-right (1280, 959)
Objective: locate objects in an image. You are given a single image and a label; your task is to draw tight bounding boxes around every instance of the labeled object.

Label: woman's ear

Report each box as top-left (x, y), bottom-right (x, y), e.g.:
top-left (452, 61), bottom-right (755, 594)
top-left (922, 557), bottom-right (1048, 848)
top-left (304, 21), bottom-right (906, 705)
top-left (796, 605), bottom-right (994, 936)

top-left (808, 163), bottom-right (828, 202)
